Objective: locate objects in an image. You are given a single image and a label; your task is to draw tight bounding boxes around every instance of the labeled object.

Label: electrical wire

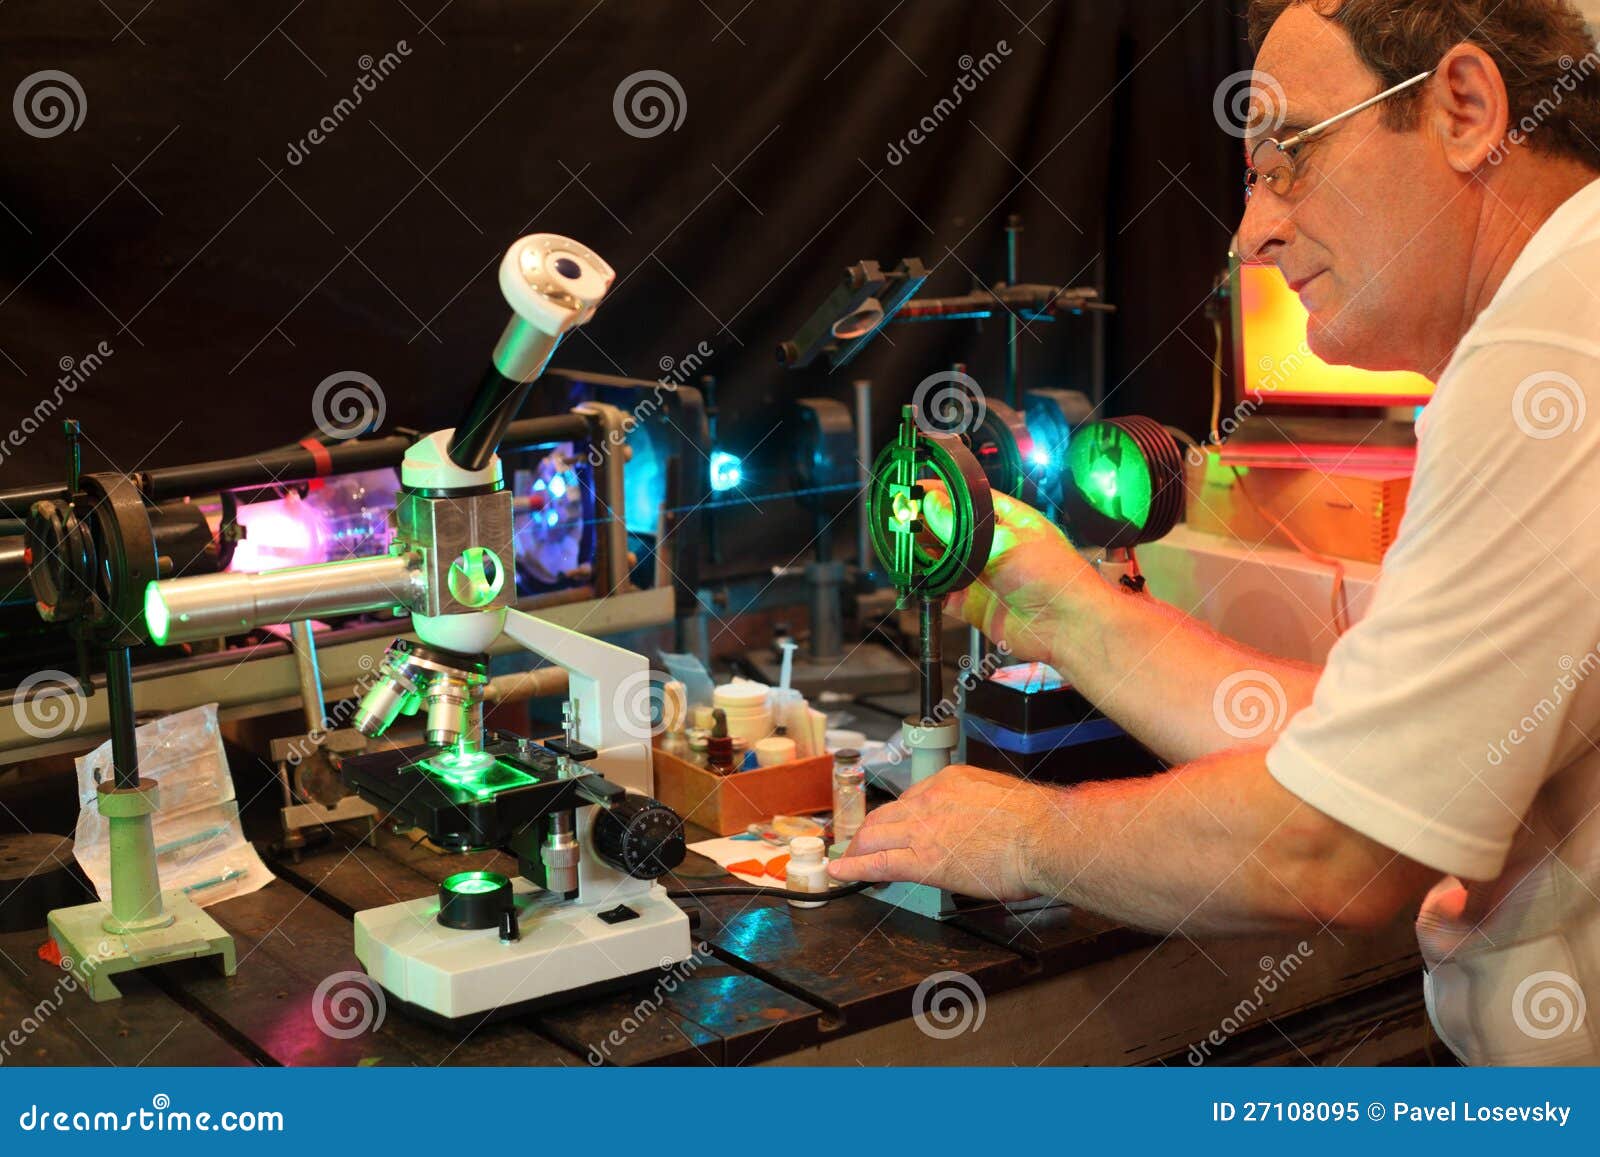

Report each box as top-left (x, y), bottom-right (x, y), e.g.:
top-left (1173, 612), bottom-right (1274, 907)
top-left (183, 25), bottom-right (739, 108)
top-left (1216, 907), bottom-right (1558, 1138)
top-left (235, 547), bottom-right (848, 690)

top-left (666, 881), bottom-right (873, 902)
top-left (1227, 464), bottom-right (1350, 635)
top-left (1210, 316), bottom-right (1225, 445)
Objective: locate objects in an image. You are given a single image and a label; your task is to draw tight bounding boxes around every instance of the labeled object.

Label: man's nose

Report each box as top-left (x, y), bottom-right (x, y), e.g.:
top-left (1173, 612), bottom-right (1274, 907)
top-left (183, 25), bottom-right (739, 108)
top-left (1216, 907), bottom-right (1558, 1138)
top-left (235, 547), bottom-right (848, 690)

top-left (1236, 185), bottom-right (1292, 266)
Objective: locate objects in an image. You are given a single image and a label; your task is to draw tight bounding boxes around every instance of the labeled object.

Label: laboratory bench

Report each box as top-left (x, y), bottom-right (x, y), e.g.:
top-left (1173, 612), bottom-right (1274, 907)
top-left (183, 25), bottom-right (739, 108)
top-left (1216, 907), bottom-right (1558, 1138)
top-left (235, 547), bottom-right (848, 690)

top-left (0, 811), bottom-right (1436, 1067)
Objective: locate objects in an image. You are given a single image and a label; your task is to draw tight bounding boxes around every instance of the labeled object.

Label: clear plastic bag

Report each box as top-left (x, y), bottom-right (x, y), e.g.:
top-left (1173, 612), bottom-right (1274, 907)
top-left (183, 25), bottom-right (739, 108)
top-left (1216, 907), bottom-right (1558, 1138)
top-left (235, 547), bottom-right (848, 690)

top-left (73, 703), bottom-right (272, 908)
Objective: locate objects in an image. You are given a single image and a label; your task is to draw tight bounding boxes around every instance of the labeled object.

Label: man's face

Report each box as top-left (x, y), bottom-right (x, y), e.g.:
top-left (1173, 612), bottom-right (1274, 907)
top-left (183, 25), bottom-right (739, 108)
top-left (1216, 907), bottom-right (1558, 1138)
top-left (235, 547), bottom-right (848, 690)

top-left (1237, 7), bottom-right (1475, 374)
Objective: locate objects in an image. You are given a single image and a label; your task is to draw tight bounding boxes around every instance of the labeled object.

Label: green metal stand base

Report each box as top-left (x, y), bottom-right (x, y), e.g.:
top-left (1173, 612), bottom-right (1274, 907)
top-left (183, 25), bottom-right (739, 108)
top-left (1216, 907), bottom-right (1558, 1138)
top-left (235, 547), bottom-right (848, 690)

top-left (48, 891), bottom-right (237, 1002)
top-left (869, 880), bottom-right (960, 920)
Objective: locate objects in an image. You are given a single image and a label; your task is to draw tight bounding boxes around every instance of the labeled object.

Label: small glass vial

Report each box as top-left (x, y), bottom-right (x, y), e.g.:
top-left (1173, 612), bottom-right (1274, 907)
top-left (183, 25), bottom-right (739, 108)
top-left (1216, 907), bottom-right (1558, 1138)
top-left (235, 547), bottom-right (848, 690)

top-left (832, 747), bottom-right (866, 847)
top-left (785, 836), bottom-right (829, 908)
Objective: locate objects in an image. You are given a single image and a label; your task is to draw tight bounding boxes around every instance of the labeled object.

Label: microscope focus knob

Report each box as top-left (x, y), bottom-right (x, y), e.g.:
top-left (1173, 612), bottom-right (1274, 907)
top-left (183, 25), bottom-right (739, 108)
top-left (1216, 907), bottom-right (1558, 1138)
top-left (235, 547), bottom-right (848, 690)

top-left (591, 796), bottom-right (686, 881)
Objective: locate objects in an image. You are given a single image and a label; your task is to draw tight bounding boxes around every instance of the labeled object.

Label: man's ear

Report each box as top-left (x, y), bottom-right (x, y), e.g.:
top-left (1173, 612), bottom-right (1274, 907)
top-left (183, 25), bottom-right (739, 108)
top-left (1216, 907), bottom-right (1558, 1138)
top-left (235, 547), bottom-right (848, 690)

top-left (1430, 43), bottom-right (1511, 171)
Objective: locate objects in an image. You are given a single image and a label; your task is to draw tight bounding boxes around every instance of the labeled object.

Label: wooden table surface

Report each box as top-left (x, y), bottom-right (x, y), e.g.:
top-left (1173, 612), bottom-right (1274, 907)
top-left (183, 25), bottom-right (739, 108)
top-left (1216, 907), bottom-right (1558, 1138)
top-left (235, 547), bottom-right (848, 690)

top-left (0, 819), bottom-right (1428, 1067)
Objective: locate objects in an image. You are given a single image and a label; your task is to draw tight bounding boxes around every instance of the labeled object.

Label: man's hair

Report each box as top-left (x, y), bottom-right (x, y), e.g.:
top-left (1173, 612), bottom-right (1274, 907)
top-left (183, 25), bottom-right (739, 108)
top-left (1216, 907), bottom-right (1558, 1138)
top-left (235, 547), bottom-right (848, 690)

top-left (1247, 0), bottom-right (1600, 171)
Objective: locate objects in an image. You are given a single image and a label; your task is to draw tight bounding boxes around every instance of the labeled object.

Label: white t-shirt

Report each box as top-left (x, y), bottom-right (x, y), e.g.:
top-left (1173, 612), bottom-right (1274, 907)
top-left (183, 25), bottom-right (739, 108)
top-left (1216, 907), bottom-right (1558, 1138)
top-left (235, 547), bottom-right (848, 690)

top-left (1266, 176), bottom-right (1600, 1065)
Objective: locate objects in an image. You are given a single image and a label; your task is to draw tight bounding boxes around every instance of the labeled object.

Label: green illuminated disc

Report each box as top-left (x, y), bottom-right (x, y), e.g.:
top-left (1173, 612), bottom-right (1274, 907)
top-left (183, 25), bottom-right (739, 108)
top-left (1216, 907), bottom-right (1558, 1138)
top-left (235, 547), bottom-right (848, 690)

top-left (1068, 424), bottom-right (1152, 530)
top-left (443, 870), bottom-right (508, 895)
top-left (144, 583), bottom-right (171, 645)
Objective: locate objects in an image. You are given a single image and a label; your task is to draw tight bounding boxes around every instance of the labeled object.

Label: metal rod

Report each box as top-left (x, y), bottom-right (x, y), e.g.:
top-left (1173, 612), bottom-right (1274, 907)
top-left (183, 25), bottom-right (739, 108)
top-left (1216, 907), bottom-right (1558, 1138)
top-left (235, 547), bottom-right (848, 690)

top-left (0, 413), bottom-right (594, 520)
top-left (104, 646), bottom-right (139, 790)
top-left (854, 378), bottom-right (872, 575)
top-left (290, 620), bottom-right (326, 734)
top-left (147, 552), bottom-right (422, 645)
top-left (1006, 214), bottom-right (1022, 409)
top-left (919, 597), bottom-right (942, 724)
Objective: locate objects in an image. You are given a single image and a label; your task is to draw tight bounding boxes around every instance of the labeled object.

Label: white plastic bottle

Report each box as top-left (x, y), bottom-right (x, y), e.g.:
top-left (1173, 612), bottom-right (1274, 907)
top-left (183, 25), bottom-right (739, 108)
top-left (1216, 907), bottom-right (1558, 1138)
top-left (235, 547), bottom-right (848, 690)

top-left (785, 836), bottom-right (829, 908)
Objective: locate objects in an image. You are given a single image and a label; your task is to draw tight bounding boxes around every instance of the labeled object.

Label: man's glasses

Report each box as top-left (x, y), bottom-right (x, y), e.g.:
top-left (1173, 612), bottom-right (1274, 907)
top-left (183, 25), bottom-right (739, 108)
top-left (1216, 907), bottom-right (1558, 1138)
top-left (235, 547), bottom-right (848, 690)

top-left (1244, 70), bottom-right (1433, 201)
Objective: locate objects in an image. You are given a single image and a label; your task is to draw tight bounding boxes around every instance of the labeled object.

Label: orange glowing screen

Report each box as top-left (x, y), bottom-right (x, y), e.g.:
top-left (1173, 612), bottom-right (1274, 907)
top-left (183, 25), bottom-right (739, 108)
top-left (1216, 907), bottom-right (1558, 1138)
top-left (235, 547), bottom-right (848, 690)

top-left (1237, 264), bottom-right (1434, 405)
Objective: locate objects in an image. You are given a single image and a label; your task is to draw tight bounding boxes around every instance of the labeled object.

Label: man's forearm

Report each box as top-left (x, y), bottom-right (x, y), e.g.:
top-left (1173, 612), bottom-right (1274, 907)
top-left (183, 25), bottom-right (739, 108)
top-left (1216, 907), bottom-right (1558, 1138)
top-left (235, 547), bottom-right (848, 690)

top-left (1045, 573), bottom-right (1321, 764)
top-left (1021, 748), bottom-right (1414, 935)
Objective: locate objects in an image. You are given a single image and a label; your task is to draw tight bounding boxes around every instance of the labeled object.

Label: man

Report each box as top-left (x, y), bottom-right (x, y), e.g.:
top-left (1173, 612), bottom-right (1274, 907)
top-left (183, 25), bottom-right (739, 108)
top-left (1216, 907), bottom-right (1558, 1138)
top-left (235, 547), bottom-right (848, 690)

top-left (830, 0), bottom-right (1600, 1065)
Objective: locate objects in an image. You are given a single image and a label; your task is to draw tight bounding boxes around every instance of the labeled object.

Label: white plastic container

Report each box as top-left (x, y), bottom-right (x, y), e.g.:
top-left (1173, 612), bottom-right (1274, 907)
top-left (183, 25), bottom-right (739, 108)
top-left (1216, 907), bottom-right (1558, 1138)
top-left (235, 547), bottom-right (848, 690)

top-left (714, 682), bottom-right (773, 744)
top-left (785, 836), bottom-right (829, 908)
top-left (754, 735), bottom-right (797, 767)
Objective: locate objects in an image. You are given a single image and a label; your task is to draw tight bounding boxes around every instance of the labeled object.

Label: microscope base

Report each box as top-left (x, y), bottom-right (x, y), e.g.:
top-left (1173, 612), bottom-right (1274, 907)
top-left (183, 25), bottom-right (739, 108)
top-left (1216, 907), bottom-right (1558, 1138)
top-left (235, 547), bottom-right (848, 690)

top-left (48, 892), bottom-right (237, 1002)
top-left (354, 880), bottom-right (692, 1023)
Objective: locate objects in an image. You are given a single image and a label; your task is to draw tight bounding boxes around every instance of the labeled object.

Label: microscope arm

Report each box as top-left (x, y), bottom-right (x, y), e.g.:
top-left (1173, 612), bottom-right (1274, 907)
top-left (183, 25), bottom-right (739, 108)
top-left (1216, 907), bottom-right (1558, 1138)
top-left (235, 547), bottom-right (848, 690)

top-left (500, 606), bottom-right (652, 797)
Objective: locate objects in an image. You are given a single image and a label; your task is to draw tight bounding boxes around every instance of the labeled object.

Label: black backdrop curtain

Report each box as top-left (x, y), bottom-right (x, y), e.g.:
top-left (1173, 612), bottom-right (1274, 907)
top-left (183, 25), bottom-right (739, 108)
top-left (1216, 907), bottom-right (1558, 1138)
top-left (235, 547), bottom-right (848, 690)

top-left (1, 0), bottom-right (1249, 560)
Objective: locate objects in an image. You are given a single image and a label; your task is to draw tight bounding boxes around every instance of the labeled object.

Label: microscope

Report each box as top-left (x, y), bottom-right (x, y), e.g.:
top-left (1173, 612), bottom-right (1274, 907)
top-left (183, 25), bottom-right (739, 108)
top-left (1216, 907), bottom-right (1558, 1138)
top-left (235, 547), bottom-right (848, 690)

top-left (145, 234), bottom-right (693, 1023)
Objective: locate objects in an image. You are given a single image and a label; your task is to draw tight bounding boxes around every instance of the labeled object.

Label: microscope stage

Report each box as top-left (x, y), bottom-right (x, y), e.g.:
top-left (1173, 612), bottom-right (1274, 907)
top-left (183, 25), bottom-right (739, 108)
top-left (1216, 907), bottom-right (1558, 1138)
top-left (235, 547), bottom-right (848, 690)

top-left (354, 878), bottom-right (692, 1024)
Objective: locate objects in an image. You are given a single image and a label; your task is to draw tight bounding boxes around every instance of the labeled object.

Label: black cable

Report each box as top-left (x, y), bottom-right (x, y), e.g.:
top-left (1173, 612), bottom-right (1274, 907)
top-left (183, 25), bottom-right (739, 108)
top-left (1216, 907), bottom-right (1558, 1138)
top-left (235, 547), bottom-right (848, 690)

top-left (666, 880), bottom-right (873, 903)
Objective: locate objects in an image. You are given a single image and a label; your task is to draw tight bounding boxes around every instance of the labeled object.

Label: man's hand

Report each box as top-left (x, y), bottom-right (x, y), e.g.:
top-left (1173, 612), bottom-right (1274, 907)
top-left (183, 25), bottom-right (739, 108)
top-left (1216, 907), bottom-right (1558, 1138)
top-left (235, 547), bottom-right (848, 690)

top-left (826, 764), bottom-right (1059, 902)
top-left (921, 486), bottom-right (1099, 666)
